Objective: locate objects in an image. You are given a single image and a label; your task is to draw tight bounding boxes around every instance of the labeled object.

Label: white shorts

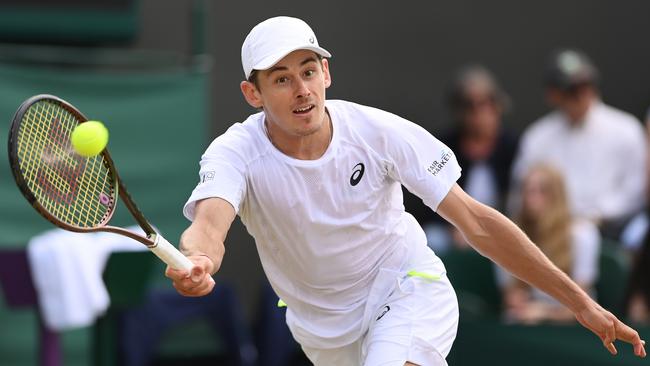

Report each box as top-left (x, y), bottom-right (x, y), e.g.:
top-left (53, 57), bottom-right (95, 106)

top-left (301, 270), bottom-right (459, 366)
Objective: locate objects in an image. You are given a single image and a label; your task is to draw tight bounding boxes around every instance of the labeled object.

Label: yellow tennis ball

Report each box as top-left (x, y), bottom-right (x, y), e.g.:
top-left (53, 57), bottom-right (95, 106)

top-left (70, 120), bottom-right (109, 157)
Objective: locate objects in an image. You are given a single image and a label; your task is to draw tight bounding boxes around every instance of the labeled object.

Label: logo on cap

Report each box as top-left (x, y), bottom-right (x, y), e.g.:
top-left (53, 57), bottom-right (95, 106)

top-left (558, 51), bottom-right (582, 75)
top-left (309, 36), bottom-right (315, 44)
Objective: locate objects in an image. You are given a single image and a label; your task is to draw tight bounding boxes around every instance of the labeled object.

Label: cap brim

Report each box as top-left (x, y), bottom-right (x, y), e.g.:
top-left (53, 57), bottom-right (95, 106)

top-left (253, 45), bottom-right (332, 72)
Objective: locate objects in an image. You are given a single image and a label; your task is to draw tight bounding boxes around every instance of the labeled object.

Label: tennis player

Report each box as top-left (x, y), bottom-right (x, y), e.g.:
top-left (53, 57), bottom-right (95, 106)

top-left (166, 16), bottom-right (646, 366)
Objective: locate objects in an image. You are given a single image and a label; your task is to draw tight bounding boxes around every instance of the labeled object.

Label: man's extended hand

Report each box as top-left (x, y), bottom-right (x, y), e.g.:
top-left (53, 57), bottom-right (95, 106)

top-left (575, 303), bottom-right (646, 358)
top-left (165, 255), bottom-right (216, 297)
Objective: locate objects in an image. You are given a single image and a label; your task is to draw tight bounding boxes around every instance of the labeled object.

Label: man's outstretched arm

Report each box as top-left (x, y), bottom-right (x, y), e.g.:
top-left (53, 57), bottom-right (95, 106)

top-left (437, 184), bottom-right (646, 358)
top-left (166, 197), bottom-right (236, 297)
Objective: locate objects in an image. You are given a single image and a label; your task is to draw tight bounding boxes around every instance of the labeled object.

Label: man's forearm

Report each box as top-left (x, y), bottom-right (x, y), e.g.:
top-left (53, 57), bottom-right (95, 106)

top-left (179, 223), bottom-right (225, 275)
top-left (465, 204), bottom-right (592, 313)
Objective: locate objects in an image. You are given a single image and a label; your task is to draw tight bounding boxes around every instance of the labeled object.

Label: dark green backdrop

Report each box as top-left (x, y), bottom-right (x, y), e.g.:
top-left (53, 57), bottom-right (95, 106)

top-left (0, 62), bottom-right (208, 246)
top-left (0, 60), bottom-right (209, 366)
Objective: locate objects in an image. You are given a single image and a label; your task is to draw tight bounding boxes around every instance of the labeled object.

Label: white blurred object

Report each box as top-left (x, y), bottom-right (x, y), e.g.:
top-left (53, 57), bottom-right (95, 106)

top-left (27, 226), bottom-right (146, 331)
top-left (464, 162), bottom-right (498, 208)
top-left (423, 223), bottom-right (453, 254)
top-left (621, 212), bottom-right (649, 251)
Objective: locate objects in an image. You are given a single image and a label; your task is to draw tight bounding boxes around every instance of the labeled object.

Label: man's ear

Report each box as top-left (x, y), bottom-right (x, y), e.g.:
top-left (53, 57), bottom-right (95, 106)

top-left (322, 58), bottom-right (332, 88)
top-left (240, 81), bottom-right (263, 108)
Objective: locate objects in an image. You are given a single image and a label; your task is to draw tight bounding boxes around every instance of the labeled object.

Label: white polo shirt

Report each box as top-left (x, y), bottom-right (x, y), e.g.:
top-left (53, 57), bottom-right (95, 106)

top-left (184, 100), bottom-right (461, 348)
top-left (511, 101), bottom-right (646, 222)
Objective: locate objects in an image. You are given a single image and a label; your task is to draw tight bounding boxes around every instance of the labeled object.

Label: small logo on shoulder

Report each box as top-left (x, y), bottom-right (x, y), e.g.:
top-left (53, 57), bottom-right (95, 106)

top-left (426, 150), bottom-right (453, 177)
top-left (200, 171), bottom-right (215, 184)
top-left (350, 163), bottom-right (365, 186)
top-left (376, 305), bottom-right (390, 321)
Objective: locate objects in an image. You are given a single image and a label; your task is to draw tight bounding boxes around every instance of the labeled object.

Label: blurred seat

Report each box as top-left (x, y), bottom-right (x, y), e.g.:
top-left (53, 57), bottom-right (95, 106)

top-left (448, 319), bottom-right (649, 365)
top-left (596, 240), bottom-right (631, 317)
top-left (0, 248), bottom-right (62, 366)
top-left (254, 282), bottom-right (304, 366)
top-left (117, 280), bottom-right (257, 366)
top-left (93, 250), bottom-right (156, 366)
top-left (439, 249), bottom-right (501, 319)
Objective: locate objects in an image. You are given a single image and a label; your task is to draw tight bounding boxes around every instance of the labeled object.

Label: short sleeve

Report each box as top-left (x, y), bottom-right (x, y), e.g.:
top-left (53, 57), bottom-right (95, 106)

top-left (382, 114), bottom-right (461, 211)
top-left (182, 129), bottom-right (250, 221)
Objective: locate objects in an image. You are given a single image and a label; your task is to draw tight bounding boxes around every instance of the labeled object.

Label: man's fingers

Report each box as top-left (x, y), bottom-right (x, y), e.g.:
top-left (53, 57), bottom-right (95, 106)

top-left (613, 317), bottom-right (646, 358)
top-left (165, 266), bottom-right (190, 280)
top-left (602, 320), bottom-right (616, 354)
top-left (172, 274), bottom-right (215, 297)
top-left (175, 274), bottom-right (207, 291)
top-left (634, 341), bottom-right (647, 358)
top-left (604, 341), bottom-right (617, 355)
top-left (173, 280), bottom-right (207, 297)
top-left (602, 332), bottom-right (617, 355)
top-left (191, 266), bottom-right (205, 283)
top-left (615, 320), bottom-right (642, 343)
top-left (173, 282), bottom-right (202, 297)
top-left (167, 255), bottom-right (217, 297)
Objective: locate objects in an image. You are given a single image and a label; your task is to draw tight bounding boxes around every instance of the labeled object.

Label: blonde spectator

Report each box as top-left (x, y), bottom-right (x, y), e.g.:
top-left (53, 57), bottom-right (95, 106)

top-left (502, 164), bottom-right (601, 324)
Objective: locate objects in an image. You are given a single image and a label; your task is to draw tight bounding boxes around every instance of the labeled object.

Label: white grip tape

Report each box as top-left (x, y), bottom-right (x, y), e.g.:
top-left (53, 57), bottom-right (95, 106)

top-left (150, 234), bottom-right (193, 271)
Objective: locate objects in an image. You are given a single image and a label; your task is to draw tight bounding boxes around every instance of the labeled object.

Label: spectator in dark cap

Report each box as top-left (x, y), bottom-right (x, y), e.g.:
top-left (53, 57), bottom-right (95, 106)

top-left (510, 49), bottom-right (647, 239)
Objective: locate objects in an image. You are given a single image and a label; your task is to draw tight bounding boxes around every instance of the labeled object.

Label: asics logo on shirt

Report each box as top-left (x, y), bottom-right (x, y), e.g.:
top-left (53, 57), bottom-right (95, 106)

top-left (350, 163), bottom-right (365, 186)
top-left (376, 305), bottom-right (390, 321)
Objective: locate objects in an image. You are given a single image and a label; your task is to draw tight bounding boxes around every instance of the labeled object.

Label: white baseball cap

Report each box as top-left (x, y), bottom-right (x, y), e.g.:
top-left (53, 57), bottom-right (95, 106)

top-left (241, 16), bottom-right (332, 79)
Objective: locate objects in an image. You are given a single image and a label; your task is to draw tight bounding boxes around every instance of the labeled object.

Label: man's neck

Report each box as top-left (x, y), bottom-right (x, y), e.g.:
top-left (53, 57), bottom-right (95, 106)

top-left (265, 112), bottom-right (332, 160)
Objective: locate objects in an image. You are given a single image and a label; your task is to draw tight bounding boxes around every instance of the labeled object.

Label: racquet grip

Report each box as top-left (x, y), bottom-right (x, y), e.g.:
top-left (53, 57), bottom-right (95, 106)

top-left (150, 234), bottom-right (194, 271)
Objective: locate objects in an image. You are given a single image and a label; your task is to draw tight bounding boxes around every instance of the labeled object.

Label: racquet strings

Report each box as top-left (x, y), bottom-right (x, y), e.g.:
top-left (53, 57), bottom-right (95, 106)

top-left (15, 99), bottom-right (116, 228)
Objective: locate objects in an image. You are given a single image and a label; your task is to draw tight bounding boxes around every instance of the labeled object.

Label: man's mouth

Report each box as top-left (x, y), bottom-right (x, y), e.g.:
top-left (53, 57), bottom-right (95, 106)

top-left (293, 104), bottom-right (315, 114)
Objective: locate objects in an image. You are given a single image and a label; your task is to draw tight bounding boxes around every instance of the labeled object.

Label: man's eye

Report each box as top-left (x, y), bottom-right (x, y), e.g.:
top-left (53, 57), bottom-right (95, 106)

top-left (276, 77), bottom-right (288, 84)
top-left (304, 70), bottom-right (315, 77)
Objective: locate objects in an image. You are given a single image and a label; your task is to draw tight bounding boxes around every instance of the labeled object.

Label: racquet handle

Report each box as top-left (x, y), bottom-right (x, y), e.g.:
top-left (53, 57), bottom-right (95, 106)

top-left (150, 234), bottom-right (194, 271)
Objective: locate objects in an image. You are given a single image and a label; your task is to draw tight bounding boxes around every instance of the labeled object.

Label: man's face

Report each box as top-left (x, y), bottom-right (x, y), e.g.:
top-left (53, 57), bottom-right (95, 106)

top-left (245, 49), bottom-right (331, 138)
top-left (546, 84), bottom-right (595, 123)
top-left (460, 84), bottom-right (501, 136)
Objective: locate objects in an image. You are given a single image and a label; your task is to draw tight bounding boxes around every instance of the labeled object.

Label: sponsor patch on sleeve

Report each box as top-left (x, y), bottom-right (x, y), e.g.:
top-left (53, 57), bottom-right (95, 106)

top-left (199, 171), bottom-right (216, 184)
top-left (426, 149), bottom-right (453, 176)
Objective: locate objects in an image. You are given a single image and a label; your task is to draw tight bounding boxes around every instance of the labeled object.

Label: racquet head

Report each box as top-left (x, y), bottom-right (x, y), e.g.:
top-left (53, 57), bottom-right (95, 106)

top-left (8, 94), bottom-right (118, 232)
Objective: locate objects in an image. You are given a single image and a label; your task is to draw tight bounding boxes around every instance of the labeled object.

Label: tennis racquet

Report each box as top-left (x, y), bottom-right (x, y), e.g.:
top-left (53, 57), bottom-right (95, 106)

top-left (8, 94), bottom-right (193, 271)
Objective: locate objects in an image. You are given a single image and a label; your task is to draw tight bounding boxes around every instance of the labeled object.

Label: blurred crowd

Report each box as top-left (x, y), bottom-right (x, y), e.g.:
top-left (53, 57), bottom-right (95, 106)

top-left (407, 48), bottom-right (650, 326)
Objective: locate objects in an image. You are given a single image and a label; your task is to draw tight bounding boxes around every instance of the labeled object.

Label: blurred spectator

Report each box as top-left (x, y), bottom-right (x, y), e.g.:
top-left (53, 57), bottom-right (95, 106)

top-left (510, 49), bottom-right (647, 239)
top-left (446, 65), bottom-right (518, 210)
top-left (501, 164), bottom-right (600, 324)
top-left (411, 65), bottom-right (518, 252)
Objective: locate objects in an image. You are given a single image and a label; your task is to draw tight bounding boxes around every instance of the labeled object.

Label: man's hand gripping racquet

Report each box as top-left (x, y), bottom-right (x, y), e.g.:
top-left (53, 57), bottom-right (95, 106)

top-left (8, 94), bottom-right (193, 272)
